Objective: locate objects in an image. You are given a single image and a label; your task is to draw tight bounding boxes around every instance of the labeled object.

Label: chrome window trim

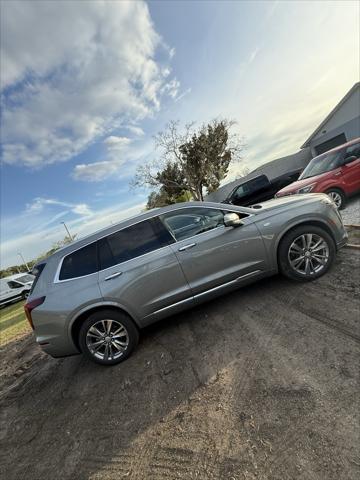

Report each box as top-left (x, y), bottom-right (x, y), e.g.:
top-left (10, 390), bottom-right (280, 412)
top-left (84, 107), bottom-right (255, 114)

top-left (54, 205), bottom-right (253, 283)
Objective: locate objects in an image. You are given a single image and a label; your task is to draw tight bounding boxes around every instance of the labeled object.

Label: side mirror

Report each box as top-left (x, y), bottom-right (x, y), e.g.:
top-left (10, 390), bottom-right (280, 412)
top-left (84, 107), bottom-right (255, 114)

top-left (224, 212), bottom-right (243, 227)
top-left (343, 155), bottom-right (357, 165)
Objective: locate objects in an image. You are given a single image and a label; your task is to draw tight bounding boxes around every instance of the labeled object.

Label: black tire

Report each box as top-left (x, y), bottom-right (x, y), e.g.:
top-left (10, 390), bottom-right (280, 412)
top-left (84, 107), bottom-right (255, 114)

top-left (278, 225), bottom-right (336, 282)
top-left (79, 309), bottom-right (139, 365)
top-left (325, 188), bottom-right (346, 209)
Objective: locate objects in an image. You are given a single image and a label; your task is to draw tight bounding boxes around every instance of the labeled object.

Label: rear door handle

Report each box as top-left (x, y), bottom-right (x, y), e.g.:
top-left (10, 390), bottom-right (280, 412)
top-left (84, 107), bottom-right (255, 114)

top-left (178, 242), bottom-right (197, 252)
top-left (104, 271), bottom-right (123, 281)
top-left (334, 171), bottom-right (342, 176)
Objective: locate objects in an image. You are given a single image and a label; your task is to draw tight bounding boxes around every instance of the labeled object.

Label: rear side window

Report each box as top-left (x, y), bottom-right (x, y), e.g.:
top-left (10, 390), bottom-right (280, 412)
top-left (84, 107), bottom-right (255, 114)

top-left (29, 263), bottom-right (46, 294)
top-left (233, 175), bottom-right (269, 199)
top-left (233, 183), bottom-right (250, 199)
top-left (98, 219), bottom-right (172, 270)
top-left (345, 142), bottom-right (360, 159)
top-left (248, 175), bottom-right (270, 191)
top-left (59, 242), bottom-right (98, 280)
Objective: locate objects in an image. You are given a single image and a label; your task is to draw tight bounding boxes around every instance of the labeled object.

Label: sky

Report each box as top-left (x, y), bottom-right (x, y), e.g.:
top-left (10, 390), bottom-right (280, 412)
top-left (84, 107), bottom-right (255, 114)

top-left (0, 0), bottom-right (359, 268)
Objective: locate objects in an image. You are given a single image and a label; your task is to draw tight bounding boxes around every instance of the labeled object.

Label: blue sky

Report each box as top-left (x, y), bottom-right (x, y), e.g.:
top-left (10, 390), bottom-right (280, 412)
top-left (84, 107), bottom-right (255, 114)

top-left (0, 0), bottom-right (359, 267)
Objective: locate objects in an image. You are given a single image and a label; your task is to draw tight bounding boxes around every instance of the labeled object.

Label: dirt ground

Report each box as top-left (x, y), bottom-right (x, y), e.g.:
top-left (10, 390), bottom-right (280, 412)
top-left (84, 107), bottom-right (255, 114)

top-left (0, 249), bottom-right (359, 480)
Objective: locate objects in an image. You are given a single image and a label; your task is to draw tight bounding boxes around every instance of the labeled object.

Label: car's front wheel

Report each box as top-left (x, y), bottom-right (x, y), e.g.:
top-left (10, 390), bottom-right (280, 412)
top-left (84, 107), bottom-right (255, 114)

top-left (326, 188), bottom-right (345, 209)
top-left (278, 225), bottom-right (336, 282)
top-left (79, 309), bottom-right (139, 365)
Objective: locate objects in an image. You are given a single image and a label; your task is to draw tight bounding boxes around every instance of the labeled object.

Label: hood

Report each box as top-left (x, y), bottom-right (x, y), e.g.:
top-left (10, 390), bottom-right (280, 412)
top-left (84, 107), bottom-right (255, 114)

top-left (250, 192), bottom-right (330, 211)
top-left (276, 171), bottom-right (326, 196)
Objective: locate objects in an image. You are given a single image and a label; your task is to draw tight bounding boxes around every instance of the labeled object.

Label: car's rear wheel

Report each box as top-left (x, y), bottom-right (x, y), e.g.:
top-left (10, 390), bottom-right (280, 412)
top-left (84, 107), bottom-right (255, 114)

top-left (326, 188), bottom-right (345, 209)
top-left (79, 309), bottom-right (139, 365)
top-left (278, 225), bottom-right (336, 282)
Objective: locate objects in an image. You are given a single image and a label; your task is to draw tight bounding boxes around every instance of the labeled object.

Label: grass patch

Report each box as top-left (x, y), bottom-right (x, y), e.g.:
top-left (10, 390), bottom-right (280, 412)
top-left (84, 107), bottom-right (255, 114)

top-left (0, 301), bottom-right (30, 347)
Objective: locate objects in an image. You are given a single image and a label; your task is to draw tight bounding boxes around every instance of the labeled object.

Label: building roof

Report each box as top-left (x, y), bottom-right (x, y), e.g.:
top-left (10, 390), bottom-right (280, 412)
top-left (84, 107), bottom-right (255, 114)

top-left (301, 82), bottom-right (360, 149)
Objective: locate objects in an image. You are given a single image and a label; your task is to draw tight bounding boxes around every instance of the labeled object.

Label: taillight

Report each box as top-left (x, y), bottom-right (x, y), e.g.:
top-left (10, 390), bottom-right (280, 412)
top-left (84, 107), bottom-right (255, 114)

top-left (24, 296), bottom-right (46, 330)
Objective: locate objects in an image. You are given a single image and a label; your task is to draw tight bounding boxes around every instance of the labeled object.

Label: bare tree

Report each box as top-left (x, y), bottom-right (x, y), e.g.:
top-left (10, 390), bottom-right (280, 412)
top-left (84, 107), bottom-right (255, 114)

top-left (133, 119), bottom-right (244, 201)
top-left (235, 166), bottom-right (251, 180)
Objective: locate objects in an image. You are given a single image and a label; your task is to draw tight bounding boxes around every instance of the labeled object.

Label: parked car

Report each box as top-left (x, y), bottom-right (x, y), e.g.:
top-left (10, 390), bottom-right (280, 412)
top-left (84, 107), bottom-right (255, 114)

top-left (223, 170), bottom-right (302, 207)
top-left (276, 138), bottom-right (360, 209)
top-left (0, 273), bottom-right (35, 307)
top-left (25, 196), bottom-right (347, 365)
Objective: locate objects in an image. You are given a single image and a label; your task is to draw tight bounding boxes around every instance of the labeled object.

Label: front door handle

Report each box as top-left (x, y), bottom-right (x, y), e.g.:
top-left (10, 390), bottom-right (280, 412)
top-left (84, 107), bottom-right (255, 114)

top-left (178, 242), bottom-right (197, 252)
top-left (105, 271), bottom-right (123, 281)
top-left (334, 171), bottom-right (342, 176)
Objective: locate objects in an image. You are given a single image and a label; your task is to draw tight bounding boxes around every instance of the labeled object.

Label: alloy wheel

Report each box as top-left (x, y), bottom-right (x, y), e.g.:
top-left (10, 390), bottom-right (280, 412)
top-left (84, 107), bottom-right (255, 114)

top-left (288, 233), bottom-right (330, 276)
top-left (86, 319), bottom-right (129, 361)
top-left (327, 191), bottom-right (342, 208)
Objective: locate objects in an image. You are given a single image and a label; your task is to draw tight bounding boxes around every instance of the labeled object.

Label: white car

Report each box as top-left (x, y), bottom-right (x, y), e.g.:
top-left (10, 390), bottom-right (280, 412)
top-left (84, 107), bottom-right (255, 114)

top-left (0, 273), bottom-right (35, 307)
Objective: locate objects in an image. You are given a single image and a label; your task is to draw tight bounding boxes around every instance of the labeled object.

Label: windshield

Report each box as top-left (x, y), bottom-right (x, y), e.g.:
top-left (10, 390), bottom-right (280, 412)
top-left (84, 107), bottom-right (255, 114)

top-left (300, 151), bottom-right (344, 179)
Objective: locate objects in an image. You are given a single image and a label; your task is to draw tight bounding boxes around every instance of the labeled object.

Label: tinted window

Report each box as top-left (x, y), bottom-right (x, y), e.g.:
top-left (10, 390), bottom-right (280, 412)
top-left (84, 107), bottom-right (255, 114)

top-left (345, 142), bottom-right (360, 159)
top-left (248, 175), bottom-right (270, 191)
top-left (233, 176), bottom-right (269, 199)
top-left (161, 208), bottom-right (224, 241)
top-left (98, 219), bottom-right (171, 270)
top-left (8, 281), bottom-right (22, 289)
top-left (233, 183), bottom-right (250, 199)
top-left (59, 242), bottom-right (98, 280)
top-left (29, 263), bottom-right (46, 294)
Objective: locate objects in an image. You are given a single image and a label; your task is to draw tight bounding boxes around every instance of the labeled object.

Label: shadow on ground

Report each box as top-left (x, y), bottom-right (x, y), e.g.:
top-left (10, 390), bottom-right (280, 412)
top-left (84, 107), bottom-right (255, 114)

top-left (0, 251), bottom-right (359, 480)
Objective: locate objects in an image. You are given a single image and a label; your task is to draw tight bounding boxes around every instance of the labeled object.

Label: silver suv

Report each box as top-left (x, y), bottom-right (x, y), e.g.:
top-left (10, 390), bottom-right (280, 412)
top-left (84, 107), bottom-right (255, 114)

top-left (25, 195), bottom-right (347, 365)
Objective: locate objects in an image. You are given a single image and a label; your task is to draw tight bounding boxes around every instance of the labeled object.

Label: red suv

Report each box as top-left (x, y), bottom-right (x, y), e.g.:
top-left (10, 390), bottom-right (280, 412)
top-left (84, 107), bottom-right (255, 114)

top-left (276, 137), bottom-right (360, 209)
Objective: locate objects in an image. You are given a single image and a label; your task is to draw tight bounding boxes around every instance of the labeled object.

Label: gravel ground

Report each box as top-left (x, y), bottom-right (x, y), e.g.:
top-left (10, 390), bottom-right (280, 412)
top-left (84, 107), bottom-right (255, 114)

top-left (341, 195), bottom-right (360, 225)
top-left (0, 249), bottom-right (359, 480)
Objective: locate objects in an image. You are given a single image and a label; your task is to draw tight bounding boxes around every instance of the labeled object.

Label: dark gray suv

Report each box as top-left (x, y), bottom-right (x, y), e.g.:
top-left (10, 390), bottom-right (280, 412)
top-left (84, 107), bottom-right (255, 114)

top-left (25, 195), bottom-right (347, 365)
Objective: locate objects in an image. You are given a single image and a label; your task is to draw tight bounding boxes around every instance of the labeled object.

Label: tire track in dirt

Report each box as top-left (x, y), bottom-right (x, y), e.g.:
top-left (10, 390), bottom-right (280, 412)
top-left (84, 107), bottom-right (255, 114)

top-left (229, 292), bottom-right (359, 480)
top-left (0, 251), bottom-right (359, 480)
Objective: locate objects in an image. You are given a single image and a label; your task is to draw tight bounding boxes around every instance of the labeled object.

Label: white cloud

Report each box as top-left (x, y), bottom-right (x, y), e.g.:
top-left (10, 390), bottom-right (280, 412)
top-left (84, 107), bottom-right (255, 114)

top-left (248, 47), bottom-right (260, 64)
top-left (72, 134), bottom-right (132, 181)
top-left (71, 204), bottom-right (93, 216)
top-left (104, 136), bottom-right (132, 149)
top-left (126, 125), bottom-right (145, 137)
top-left (174, 87), bottom-right (192, 103)
top-left (72, 160), bottom-right (123, 182)
top-left (1, 0), bottom-right (178, 168)
top-left (25, 197), bottom-right (92, 216)
top-left (161, 78), bottom-right (180, 99)
top-left (71, 131), bottom-right (155, 182)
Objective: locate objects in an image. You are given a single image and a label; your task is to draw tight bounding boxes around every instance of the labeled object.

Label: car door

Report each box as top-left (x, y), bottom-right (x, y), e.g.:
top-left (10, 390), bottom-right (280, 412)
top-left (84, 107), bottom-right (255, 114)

top-left (160, 206), bottom-right (268, 297)
top-left (97, 217), bottom-right (193, 324)
top-left (341, 142), bottom-right (360, 193)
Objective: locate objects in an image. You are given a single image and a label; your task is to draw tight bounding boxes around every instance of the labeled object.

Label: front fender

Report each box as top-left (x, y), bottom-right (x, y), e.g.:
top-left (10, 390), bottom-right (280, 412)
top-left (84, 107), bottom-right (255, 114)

top-left (255, 210), bottom-right (339, 271)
